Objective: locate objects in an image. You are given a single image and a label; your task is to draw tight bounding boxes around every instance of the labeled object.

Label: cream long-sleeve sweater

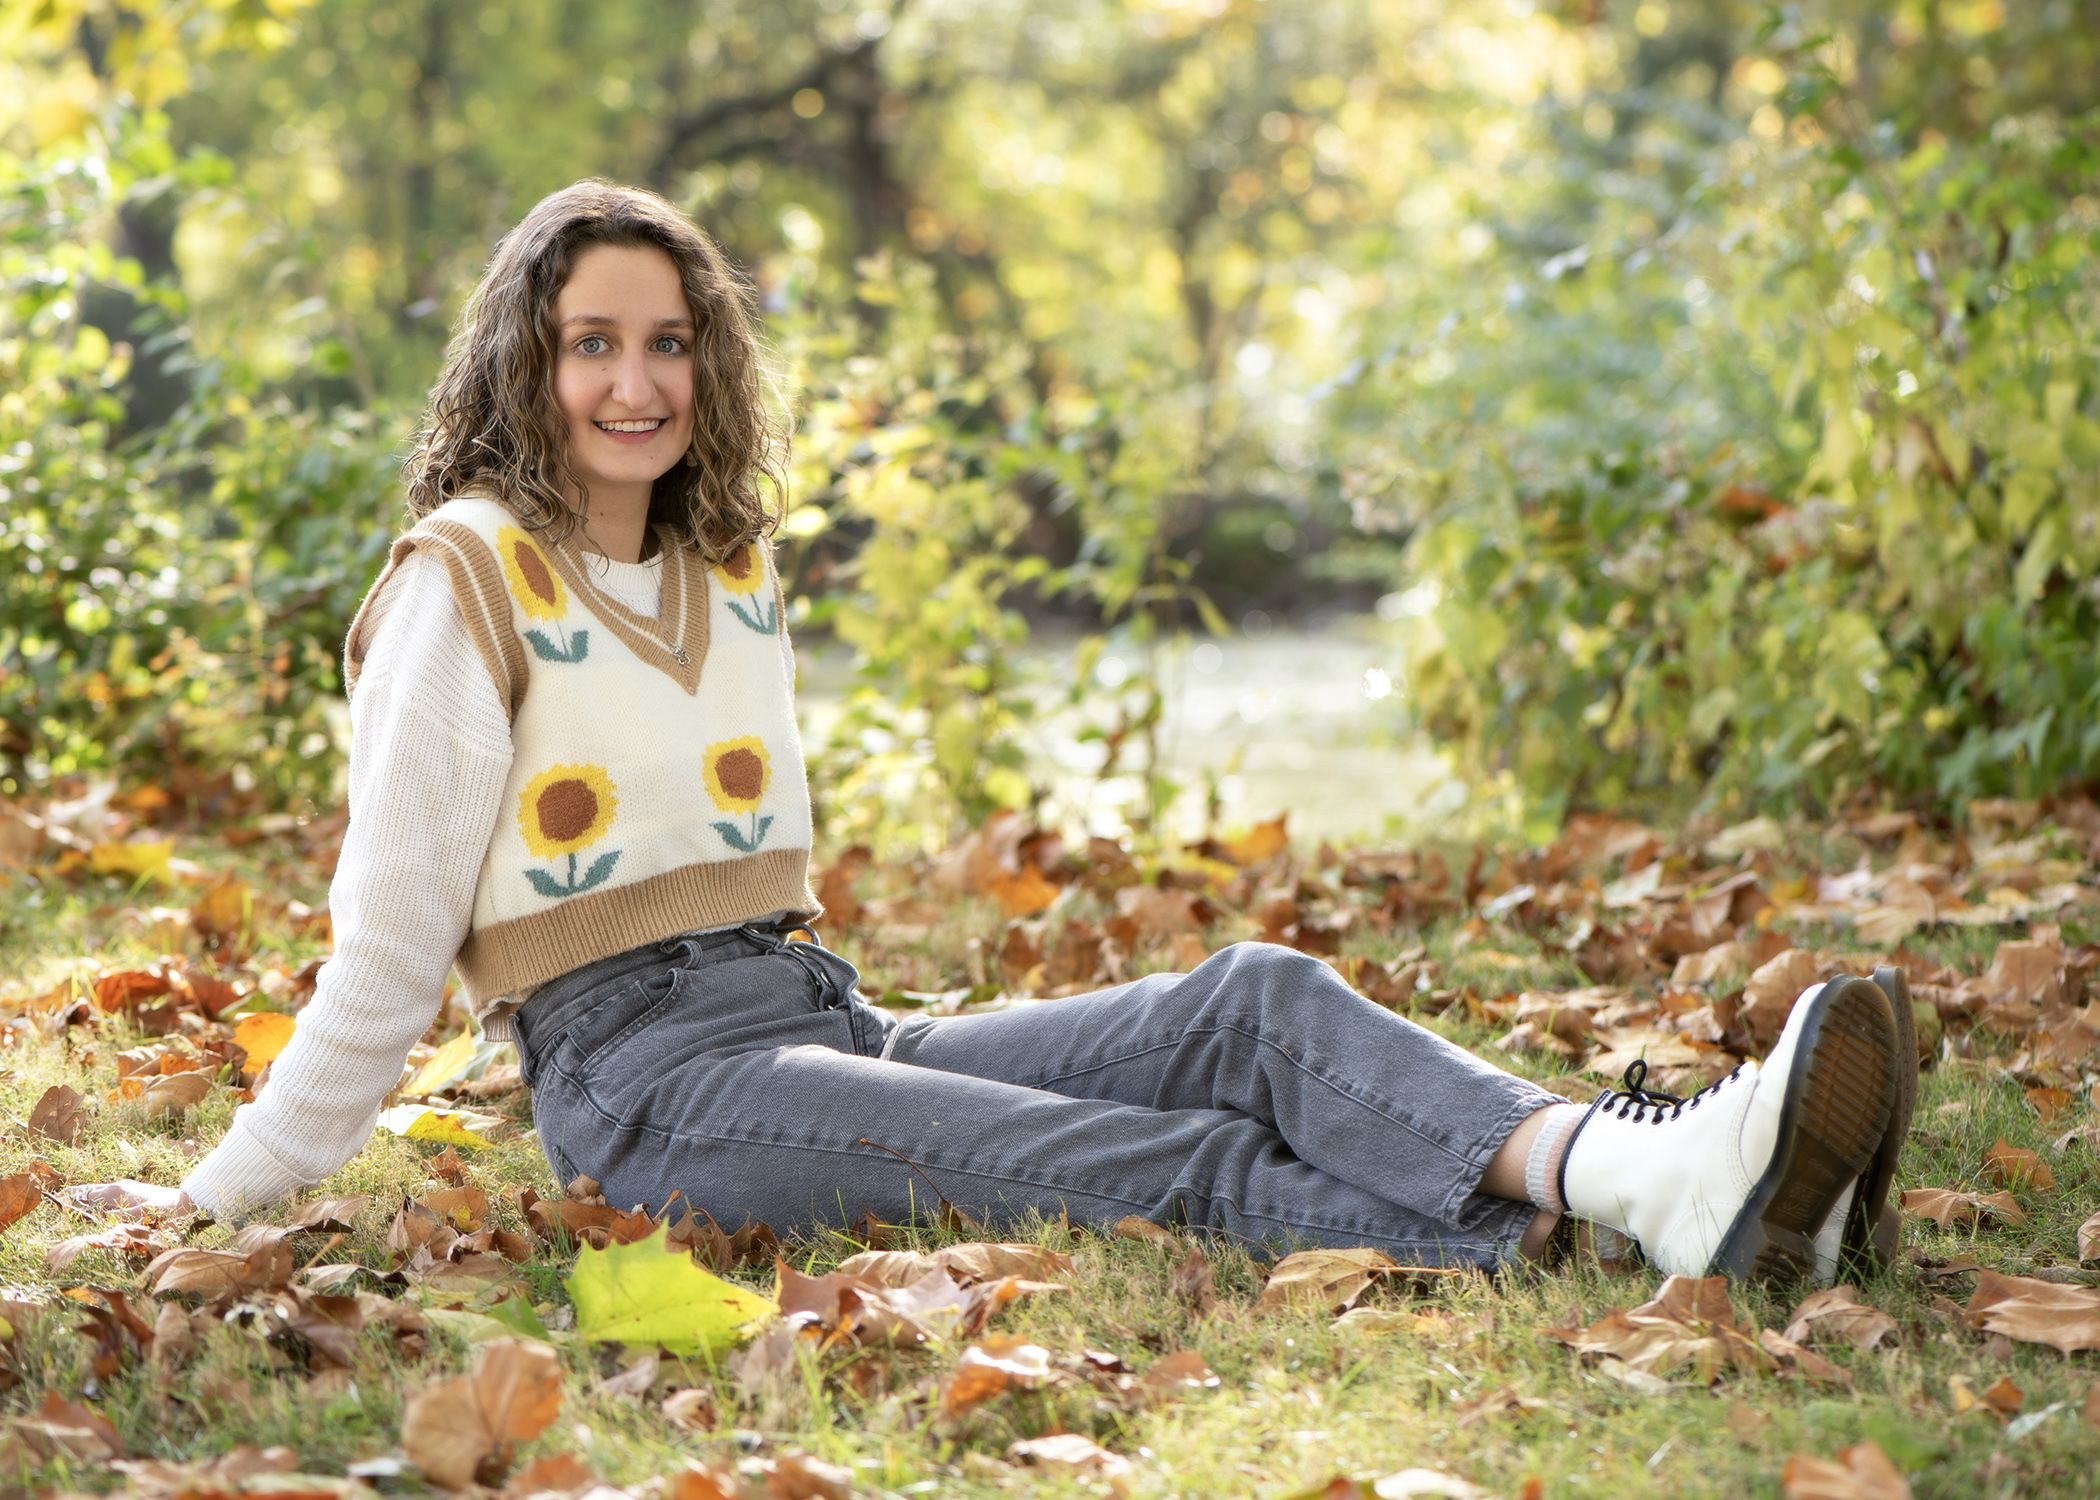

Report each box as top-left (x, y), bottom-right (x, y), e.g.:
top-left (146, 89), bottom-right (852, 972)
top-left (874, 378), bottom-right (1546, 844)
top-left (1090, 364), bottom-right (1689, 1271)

top-left (181, 545), bottom-right (668, 1217)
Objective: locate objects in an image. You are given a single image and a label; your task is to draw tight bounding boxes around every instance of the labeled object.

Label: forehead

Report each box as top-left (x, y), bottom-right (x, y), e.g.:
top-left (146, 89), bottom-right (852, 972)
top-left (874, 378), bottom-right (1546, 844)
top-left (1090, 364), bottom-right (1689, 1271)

top-left (555, 242), bottom-right (690, 321)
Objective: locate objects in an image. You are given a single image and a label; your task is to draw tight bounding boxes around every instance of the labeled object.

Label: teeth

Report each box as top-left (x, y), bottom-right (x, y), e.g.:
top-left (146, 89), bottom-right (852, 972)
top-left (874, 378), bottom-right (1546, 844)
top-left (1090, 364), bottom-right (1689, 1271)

top-left (597, 419), bottom-right (663, 433)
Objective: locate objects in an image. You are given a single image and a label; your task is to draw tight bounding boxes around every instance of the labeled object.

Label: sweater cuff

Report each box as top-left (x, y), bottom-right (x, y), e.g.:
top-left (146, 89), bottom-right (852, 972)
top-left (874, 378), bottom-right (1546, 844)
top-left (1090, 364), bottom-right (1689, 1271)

top-left (181, 1115), bottom-right (310, 1220)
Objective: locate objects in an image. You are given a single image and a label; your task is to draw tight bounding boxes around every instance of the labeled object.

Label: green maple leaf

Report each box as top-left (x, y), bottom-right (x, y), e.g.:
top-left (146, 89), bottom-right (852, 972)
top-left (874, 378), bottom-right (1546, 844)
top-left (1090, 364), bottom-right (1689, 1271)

top-left (564, 1224), bottom-right (776, 1356)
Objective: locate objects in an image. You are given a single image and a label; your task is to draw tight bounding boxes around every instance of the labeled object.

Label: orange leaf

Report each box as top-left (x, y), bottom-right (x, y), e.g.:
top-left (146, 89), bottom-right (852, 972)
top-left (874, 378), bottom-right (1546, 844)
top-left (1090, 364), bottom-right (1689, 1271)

top-left (1221, 815), bottom-right (1290, 867)
top-left (232, 1012), bottom-right (297, 1067)
top-left (91, 970), bottom-right (171, 1014)
top-left (2025, 1086), bottom-right (2071, 1123)
top-left (986, 864), bottom-right (1059, 919)
top-left (0, 1172), bottom-right (41, 1234)
top-left (1982, 1136), bottom-right (2054, 1191)
top-left (941, 1334), bottom-right (1052, 1415)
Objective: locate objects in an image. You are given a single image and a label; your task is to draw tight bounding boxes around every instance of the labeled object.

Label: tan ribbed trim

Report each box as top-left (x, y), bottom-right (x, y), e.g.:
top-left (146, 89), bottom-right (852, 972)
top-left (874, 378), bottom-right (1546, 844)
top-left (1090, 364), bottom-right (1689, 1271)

top-left (542, 525), bottom-right (707, 695)
top-left (454, 848), bottom-right (820, 1003)
top-left (345, 520), bottom-right (529, 719)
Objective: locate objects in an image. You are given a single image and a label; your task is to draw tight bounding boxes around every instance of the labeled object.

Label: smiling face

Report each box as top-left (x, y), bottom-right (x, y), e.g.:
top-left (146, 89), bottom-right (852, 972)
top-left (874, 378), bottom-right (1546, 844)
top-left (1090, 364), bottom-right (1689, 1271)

top-left (551, 242), bottom-right (698, 519)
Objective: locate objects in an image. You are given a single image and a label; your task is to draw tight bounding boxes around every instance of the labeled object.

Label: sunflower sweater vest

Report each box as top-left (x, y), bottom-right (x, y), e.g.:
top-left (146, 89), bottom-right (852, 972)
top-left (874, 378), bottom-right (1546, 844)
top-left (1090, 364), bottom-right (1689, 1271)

top-left (345, 494), bottom-right (818, 1014)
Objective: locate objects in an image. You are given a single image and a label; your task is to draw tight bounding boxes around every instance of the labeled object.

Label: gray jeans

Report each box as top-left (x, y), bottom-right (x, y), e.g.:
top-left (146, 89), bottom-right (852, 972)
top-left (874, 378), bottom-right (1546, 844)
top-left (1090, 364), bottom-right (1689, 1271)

top-left (511, 929), bottom-right (1553, 1267)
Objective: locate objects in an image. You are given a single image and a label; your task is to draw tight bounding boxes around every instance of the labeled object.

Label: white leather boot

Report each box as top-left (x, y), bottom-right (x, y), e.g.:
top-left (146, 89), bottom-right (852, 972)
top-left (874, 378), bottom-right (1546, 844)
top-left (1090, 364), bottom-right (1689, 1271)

top-left (1559, 977), bottom-right (1900, 1280)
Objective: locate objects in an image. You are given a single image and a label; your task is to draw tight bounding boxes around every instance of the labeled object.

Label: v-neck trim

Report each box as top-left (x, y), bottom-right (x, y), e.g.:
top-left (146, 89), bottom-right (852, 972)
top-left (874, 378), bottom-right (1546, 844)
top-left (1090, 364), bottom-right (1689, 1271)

top-left (543, 525), bottom-right (707, 694)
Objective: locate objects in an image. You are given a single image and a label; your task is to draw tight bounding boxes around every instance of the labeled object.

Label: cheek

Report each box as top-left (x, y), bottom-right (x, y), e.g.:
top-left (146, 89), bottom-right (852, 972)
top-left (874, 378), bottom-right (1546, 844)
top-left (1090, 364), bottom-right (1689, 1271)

top-left (554, 363), bottom-right (601, 430)
top-left (664, 365), bottom-right (696, 433)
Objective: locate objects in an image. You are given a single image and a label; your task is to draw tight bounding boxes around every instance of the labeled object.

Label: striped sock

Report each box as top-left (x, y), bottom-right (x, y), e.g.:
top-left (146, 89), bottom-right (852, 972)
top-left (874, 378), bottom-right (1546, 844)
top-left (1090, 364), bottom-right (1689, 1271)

top-left (1522, 1103), bottom-right (1588, 1215)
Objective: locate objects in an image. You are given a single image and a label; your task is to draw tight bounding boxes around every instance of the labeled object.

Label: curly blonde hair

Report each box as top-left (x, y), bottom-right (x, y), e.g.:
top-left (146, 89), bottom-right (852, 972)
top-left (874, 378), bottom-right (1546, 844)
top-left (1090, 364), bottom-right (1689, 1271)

top-left (403, 180), bottom-right (785, 558)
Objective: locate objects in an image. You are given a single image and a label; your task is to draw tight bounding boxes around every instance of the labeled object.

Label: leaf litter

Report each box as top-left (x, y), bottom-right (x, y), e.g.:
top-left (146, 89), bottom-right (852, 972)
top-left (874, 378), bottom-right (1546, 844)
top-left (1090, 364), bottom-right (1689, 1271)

top-left (3, 795), bottom-right (2100, 1494)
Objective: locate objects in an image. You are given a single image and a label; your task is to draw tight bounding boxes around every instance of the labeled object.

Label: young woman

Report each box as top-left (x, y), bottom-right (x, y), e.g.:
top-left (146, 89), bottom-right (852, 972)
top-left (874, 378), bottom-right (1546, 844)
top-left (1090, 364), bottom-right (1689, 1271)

top-left (81, 181), bottom-right (1912, 1282)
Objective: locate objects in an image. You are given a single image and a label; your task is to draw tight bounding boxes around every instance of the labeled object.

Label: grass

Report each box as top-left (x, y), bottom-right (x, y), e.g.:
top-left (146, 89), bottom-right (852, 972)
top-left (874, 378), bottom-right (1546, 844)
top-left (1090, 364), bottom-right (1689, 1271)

top-left (0, 824), bottom-right (2096, 1500)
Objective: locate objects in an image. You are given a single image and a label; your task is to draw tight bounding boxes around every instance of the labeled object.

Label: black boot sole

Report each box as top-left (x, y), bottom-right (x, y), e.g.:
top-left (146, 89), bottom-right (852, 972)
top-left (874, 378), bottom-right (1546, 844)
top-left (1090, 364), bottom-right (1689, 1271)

top-left (1841, 965), bottom-right (1920, 1270)
top-left (1706, 977), bottom-right (1902, 1282)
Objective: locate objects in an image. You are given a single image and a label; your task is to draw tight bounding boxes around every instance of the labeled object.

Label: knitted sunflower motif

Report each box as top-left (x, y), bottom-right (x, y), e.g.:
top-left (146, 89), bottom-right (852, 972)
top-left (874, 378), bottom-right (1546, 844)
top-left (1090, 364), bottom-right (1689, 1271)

top-left (518, 763), bottom-right (621, 897)
top-left (703, 736), bottom-right (773, 852)
top-left (498, 525), bottom-right (588, 663)
top-left (713, 543), bottom-right (777, 635)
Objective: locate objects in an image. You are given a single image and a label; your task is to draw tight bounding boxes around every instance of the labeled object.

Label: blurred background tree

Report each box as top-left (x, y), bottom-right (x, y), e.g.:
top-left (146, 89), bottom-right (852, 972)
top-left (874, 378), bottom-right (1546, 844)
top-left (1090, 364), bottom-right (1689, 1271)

top-left (2, 0), bottom-right (2095, 844)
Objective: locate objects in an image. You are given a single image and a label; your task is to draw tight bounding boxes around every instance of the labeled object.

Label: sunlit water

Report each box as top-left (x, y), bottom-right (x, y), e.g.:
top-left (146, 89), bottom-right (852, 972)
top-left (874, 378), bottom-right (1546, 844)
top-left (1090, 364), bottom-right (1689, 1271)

top-left (797, 620), bottom-right (1464, 846)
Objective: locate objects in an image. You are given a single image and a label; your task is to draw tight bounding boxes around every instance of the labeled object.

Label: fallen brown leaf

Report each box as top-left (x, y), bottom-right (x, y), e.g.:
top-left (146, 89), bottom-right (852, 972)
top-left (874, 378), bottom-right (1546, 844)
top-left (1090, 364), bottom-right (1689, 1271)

top-left (401, 1337), bottom-right (564, 1489)
top-left (1757, 1328), bottom-right (1853, 1389)
top-left (2025, 1086), bottom-right (2072, 1122)
top-left (1983, 1136), bottom-right (2054, 1191)
top-left (142, 1070), bottom-right (212, 1117)
top-left (987, 864), bottom-right (1060, 919)
top-left (286, 1196), bottom-right (373, 1233)
top-left (46, 1222), bottom-right (167, 1272)
top-left (1136, 1348), bottom-right (1220, 1404)
top-left (1113, 1215), bottom-right (1172, 1244)
top-left (1006, 1433), bottom-right (1133, 1482)
top-left (110, 1444), bottom-right (365, 1500)
top-left (0, 1172), bottom-right (41, 1234)
top-left (1255, 1246), bottom-right (1402, 1314)
top-left (1783, 1286), bottom-right (1898, 1352)
top-left (1740, 950), bottom-right (1823, 1051)
top-left (660, 1387), bottom-right (715, 1432)
top-left (1980, 1374), bottom-right (2024, 1418)
top-left (145, 1234), bottom-right (296, 1298)
top-left (1897, 1187), bottom-right (2029, 1228)
top-left (500, 1453), bottom-right (594, 1499)
top-left (2079, 1211), bottom-right (2100, 1264)
top-left (1777, 1441), bottom-right (1910, 1500)
top-left (1172, 1243), bottom-right (1218, 1317)
top-left (1452, 1385), bottom-right (1550, 1428)
top-left (754, 1452), bottom-right (855, 1499)
top-left (28, 1084), bottom-right (88, 1145)
top-left (942, 1334), bottom-right (1053, 1414)
top-left (9, 1391), bottom-right (122, 1463)
top-left (833, 1241), bottom-right (1072, 1288)
top-left (1728, 1400), bottom-right (1773, 1443)
top-left (1541, 1275), bottom-right (1770, 1384)
top-left (1964, 1270), bottom-right (2100, 1353)
top-left (75, 1291), bottom-right (155, 1379)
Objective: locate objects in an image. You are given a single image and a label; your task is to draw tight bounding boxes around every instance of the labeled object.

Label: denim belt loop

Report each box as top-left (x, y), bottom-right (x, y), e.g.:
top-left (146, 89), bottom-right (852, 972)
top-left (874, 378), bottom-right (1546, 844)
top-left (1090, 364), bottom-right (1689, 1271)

top-left (735, 920), bottom-right (851, 1008)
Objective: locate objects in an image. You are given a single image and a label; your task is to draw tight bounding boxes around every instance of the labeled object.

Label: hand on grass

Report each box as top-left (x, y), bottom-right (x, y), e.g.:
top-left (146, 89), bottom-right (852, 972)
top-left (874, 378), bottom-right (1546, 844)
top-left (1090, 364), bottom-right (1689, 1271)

top-left (71, 1179), bottom-right (194, 1218)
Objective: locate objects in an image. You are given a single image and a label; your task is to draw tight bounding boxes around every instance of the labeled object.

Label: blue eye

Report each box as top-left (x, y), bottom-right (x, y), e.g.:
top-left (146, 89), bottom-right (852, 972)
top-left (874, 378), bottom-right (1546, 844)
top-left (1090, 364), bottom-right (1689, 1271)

top-left (652, 336), bottom-right (686, 354)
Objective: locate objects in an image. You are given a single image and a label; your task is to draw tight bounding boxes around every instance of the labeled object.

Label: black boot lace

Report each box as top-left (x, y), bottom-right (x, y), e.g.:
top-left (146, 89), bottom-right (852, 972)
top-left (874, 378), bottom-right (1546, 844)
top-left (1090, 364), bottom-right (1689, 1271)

top-left (1554, 1056), bottom-right (1749, 1208)
top-left (1605, 1057), bottom-right (1744, 1124)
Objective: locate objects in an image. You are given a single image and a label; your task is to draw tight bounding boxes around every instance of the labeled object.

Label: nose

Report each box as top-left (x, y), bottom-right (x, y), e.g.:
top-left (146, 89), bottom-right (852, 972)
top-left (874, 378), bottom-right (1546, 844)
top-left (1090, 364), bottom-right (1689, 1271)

top-left (610, 346), bottom-right (655, 411)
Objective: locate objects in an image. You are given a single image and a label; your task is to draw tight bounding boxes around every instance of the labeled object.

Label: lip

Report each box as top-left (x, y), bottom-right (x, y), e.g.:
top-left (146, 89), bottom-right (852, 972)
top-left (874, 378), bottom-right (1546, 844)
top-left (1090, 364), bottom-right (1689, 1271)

top-left (592, 417), bottom-right (669, 446)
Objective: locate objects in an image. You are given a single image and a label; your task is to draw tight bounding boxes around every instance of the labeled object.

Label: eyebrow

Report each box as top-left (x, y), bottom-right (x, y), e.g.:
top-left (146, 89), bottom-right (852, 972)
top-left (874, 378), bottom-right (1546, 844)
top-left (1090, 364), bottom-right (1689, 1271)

top-left (560, 314), bottom-right (696, 330)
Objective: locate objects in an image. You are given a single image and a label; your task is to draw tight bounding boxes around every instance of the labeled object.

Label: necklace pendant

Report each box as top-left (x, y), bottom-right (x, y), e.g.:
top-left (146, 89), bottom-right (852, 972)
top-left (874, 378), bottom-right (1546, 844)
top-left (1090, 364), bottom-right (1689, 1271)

top-left (673, 646), bottom-right (690, 666)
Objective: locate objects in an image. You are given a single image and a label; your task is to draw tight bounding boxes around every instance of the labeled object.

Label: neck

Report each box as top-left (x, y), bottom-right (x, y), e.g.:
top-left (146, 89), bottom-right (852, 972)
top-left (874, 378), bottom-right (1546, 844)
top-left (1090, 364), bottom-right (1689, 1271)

top-left (572, 485), bottom-right (653, 565)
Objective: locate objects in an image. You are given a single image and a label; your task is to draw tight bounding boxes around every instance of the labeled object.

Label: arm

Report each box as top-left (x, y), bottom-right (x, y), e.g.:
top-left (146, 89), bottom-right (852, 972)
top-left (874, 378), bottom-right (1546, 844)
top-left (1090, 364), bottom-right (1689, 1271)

top-left (179, 550), bottom-right (513, 1217)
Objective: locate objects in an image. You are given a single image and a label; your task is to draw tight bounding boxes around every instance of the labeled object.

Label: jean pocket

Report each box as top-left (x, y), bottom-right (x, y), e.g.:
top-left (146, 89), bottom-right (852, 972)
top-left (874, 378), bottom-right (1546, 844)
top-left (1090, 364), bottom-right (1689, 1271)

top-left (544, 968), bottom-right (676, 1082)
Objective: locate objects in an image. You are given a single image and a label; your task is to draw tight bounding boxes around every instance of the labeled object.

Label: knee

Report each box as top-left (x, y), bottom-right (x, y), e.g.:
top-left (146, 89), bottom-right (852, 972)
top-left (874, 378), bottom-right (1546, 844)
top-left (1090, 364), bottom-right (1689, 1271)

top-left (1217, 941), bottom-right (1349, 1007)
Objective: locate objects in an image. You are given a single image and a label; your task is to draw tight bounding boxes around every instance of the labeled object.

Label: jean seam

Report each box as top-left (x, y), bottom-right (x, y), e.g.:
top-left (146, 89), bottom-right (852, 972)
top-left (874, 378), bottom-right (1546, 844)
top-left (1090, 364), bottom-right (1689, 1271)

top-left (1031, 1020), bottom-right (1503, 1184)
top-left (538, 1057), bottom-right (1169, 1216)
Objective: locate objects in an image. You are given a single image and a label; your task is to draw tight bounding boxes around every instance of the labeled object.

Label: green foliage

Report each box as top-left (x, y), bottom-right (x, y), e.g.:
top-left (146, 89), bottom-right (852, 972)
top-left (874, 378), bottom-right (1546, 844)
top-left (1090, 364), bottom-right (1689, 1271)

top-left (0, 107), bottom-right (401, 808)
top-left (1334, 3), bottom-right (2100, 822)
top-left (9, 0), bottom-right (2100, 834)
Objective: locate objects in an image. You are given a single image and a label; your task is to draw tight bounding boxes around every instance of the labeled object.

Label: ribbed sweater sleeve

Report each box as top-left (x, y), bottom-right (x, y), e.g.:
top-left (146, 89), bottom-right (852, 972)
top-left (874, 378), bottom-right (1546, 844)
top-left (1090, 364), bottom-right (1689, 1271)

top-left (182, 550), bottom-right (514, 1217)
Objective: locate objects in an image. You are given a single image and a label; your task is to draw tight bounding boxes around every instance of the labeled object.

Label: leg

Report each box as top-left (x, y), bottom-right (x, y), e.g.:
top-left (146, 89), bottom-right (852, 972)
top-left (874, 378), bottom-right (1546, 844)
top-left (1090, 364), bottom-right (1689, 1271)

top-left (883, 942), bottom-right (1563, 1232)
top-left (515, 937), bottom-right (1534, 1267)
